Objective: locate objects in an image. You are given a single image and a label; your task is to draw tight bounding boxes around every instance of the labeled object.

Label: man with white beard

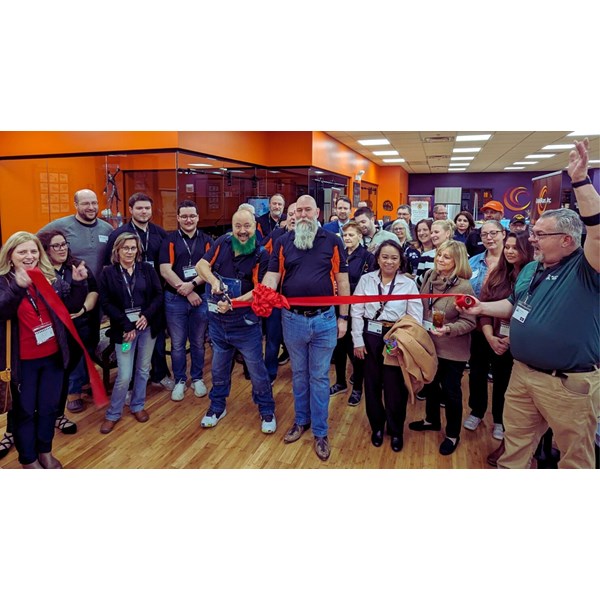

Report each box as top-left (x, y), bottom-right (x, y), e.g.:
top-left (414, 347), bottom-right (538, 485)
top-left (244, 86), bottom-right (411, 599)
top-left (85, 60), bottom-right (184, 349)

top-left (262, 195), bottom-right (350, 461)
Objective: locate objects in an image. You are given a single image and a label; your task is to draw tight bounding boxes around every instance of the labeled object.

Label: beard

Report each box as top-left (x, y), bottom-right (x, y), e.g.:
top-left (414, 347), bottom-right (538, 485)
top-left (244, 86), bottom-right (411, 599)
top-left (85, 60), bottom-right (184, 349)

top-left (294, 218), bottom-right (318, 250)
top-left (533, 248), bottom-right (544, 263)
top-left (231, 233), bottom-right (257, 256)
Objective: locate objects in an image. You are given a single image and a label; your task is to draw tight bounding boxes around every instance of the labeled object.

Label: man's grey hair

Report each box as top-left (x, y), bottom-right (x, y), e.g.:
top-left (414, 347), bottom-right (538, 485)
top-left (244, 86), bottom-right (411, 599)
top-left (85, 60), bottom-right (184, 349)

top-left (238, 202), bottom-right (255, 215)
top-left (539, 208), bottom-right (582, 247)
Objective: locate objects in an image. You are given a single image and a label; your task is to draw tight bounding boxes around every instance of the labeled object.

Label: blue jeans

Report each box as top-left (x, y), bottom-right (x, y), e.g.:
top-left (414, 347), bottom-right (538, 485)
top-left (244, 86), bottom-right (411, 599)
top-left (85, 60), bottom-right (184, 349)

top-left (282, 307), bottom-right (338, 437)
top-left (164, 291), bottom-right (208, 383)
top-left (106, 327), bottom-right (156, 421)
top-left (208, 309), bottom-right (275, 416)
top-left (264, 308), bottom-right (283, 382)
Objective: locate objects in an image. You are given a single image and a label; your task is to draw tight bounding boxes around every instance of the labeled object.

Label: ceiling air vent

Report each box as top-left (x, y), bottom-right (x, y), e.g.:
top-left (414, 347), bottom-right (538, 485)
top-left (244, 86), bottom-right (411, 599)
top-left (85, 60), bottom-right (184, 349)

top-left (424, 136), bottom-right (454, 143)
top-left (428, 155), bottom-right (451, 160)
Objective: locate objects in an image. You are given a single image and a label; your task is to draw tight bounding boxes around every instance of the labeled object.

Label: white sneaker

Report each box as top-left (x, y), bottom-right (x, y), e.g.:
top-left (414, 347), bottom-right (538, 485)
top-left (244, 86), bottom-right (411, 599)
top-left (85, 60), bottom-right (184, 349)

top-left (158, 376), bottom-right (175, 391)
top-left (463, 415), bottom-right (482, 431)
top-left (192, 379), bottom-right (207, 397)
top-left (492, 423), bottom-right (504, 440)
top-left (171, 381), bottom-right (187, 402)
top-left (200, 409), bottom-right (227, 428)
top-left (261, 414), bottom-right (277, 434)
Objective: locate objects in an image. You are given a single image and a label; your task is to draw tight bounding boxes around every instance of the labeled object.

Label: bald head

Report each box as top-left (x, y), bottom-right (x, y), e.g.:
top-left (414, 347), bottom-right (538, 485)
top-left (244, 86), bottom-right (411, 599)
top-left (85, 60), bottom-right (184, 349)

top-left (74, 188), bottom-right (99, 223)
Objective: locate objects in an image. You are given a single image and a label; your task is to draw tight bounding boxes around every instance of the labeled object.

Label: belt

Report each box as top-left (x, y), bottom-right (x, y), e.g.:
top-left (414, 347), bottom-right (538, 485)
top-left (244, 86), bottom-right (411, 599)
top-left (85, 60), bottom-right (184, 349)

top-left (289, 306), bottom-right (330, 317)
top-left (526, 364), bottom-right (599, 379)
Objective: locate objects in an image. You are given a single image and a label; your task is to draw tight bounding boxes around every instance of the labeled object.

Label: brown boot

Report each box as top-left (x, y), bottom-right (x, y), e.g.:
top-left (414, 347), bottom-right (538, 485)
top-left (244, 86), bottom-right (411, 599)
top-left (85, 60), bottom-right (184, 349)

top-left (22, 459), bottom-right (44, 469)
top-left (487, 440), bottom-right (505, 467)
top-left (38, 452), bottom-right (63, 469)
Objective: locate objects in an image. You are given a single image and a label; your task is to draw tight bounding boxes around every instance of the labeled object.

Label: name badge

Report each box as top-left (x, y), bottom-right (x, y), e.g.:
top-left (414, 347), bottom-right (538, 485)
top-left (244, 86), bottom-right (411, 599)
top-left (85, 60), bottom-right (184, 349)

top-left (499, 320), bottom-right (511, 337)
top-left (183, 266), bottom-right (197, 280)
top-left (367, 320), bottom-right (383, 335)
top-left (33, 323), bottom-right (55, 345)
top-left (422, 320), bottom-right (434, 332)
top-left (99, 234), bottom-right (109, 243)
top-left (208, 301), bottom-right (219, 314)
top-left (512, 301), bottom-right (530, 324)
top-left (125, 307), bottom-right (141, 322)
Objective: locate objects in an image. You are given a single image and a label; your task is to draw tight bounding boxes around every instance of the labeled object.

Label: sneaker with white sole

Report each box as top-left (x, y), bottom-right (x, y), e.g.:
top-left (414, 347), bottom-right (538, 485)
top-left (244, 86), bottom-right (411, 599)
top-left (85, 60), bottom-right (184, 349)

top-left (463, 415), bottom-right (482, 431)
top-left (492, 423), bottom-right (504, 440)
top-left (192, 379), bottom-right (207, 397)
top-left (329, 383), bottom-right (348, 397)
top-left (200, 409), bottom-right (227, 428)
top-left (261, 414), bottom-right (277, 434)
top-left (171, 381), bottom-right (187, 402)
top-left (154, 376), bottom-right (175, 391)
top-left (348, 390), bottom-right (362, 406)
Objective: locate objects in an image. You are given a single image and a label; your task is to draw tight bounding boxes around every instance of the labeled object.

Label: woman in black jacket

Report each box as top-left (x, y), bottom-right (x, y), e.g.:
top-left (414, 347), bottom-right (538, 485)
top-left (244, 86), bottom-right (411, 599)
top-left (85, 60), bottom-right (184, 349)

top-left (98, 232), bottom-right (163, 434)
top-left (0, 231), bottom-right (87, 468)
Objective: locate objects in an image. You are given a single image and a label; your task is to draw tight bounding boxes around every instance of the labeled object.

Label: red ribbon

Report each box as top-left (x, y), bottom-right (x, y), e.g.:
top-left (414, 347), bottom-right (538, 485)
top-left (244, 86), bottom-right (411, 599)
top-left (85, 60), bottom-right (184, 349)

top-left (29, 268), bottom-right (108, 407)
top-left (232, 283), bottom-right (476, 317)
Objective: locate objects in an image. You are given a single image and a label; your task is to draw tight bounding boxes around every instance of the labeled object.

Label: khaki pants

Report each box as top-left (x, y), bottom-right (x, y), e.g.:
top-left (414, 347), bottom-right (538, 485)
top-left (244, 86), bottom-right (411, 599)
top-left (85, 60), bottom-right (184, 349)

top-left (498, 361), bottom-right (600, 469)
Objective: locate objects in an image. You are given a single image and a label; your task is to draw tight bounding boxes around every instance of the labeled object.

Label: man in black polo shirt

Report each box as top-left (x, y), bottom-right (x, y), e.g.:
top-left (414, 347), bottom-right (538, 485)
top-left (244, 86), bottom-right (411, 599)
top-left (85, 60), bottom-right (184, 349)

top-left (256, 193), bottom-right (285, 238)
top-left (105, 192), bottom-right (172, 390)
top-left (159, 201), bottom-right (213, 402)
top-left (196, 207), bottom-right (276, 433)
top-left (262, 195), bottom-right (350, 461)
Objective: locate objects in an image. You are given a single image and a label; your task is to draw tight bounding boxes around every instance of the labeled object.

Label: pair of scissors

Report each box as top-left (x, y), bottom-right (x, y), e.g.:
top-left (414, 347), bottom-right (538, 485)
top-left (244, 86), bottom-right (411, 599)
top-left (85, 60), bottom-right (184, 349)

top-left (214, 273), bottom-right (233, 310)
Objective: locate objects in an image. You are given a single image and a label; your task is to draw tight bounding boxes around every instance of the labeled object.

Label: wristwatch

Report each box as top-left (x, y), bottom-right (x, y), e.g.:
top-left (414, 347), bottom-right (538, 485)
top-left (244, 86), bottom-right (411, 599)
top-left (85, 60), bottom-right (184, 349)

top-left (338, 315), bottom-right (349, 321)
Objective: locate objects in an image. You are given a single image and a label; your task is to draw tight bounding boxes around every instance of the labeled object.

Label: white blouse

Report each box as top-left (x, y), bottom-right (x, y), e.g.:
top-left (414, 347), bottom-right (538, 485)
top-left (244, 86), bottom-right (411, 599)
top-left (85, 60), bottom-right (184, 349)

top-left (351, 269), bottom-right (423, 348)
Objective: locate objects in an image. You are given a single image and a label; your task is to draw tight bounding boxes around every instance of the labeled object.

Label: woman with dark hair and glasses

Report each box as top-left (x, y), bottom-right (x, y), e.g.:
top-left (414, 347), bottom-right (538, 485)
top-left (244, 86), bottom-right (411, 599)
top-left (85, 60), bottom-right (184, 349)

top-left (351, 239), bottom-right (423, 452)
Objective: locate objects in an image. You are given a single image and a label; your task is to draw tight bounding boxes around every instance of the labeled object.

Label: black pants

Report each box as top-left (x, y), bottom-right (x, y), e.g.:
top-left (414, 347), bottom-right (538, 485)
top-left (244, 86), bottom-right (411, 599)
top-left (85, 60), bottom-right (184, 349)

top-left (333, 318), bottom-right (364, 391)
top-left (13, 352), bottom-right (64, 465)
top-left (468, 330), bottom-right (514, 425)
top-left (363, 328), bottom-right (408, 437)
top-left (423, 357), bottom-right (465, 439)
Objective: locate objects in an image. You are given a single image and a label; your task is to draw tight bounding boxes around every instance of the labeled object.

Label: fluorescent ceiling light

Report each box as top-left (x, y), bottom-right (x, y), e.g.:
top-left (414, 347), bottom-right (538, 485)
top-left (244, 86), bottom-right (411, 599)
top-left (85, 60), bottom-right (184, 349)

top-left (456, 134), bottom-right (491, 142)
top-left (505, 167), bottom-right (525, 170)
top-left (188, 163), bottom-right (212, 167)
top-left (313, 171), bottom-right (324, 174)
top-left (382, 158), bottom-right (406, 163)
top-left (589, 159), bottom-right (600, 164)
top-left (567, 131), bottom-right (599, 136)
top-left (450, 156), bottom-right (474, 161)
top-left (542, 144), bottom-right (575, 150)
top-left (513, 161), bottom-right (538, 165)
top-left (526, 154), bottom-right (555, 159)
top-left (449, 163), bottom-right (470, 167)
top-left (448, 168), bottom-right (466, 171)
top-left (358, 138), bottom-right (389, 146)
top-left (453, 147), bottom-right (481, 153)
top-left (373, 150), bottom-right (399, 156)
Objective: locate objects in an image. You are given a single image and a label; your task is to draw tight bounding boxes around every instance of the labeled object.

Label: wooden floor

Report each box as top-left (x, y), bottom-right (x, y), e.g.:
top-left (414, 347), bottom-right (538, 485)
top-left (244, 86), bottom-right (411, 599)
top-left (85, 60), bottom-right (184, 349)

top-left (0, 349), bottom-right (502, 469)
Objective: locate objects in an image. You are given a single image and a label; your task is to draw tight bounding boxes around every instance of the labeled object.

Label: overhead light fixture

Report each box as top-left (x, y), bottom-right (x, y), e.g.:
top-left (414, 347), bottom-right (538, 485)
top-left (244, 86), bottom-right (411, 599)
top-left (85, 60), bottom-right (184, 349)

top-left (452, 147), bottom-right (481, 153)
top-left (542, 144), bottom-right (575, 150)
top-left (513, 161), bottom-right (538, 165)
top-left (526, 154), bottom-right (555, 159)
top-left (456, 134), bottom-right (491, 142)
top-left (372, 150), bottom-right (399, 156)
top-left (358, 138), bottom-right (389, 146)
top-left (382, 158), bottom-right (406, 163)
top-left (449, 163), bottom-right (470, 167)
top-left (567, 131), bottom-right (599, 137)
top-left (505, 166), bottom-right (525, 170)
top-left (589, 159), bottom-right (600, 164)
top-left (450, 156), bottom-right (474, 161)
top-left (448, 168), bottom-right (466, 171)
top-left (188, 163), bottom-right (212, 167)
top-left (313, 170), bottom-right (324, 174)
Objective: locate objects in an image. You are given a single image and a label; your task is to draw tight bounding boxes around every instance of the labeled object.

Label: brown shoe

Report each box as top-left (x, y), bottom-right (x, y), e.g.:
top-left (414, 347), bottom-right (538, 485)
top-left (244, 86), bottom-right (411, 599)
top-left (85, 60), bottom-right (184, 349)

top-left (38, 452), bottom-right (63, 469)
top-left (487, 440), bottom-right (505, 467)
top-left (283, 422), bottom-right (311, 444)
top-left (133, 409), bottom-right (149, 423)
top-left (100, 419), bottom-right (117, 434)
top-left (314, 436), bottom-right (331, 461)
top-left (66, 393), bottom-right (85, 413)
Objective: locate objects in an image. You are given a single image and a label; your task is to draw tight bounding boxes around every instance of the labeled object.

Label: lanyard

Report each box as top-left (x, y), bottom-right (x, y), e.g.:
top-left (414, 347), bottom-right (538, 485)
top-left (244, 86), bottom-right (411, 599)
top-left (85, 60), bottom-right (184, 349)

top-left (26, 288), bottom-right (43, 323)
top-left (428, 275), bottom-right (458, 309)
top-left (120, 265), bottom-right (137, 308)
top-left (374, 271), bottom-right (399, 320)
top-left (179, 229), bottom-right (198, 265)
top-left (131, 222), bottom-right (149, 260)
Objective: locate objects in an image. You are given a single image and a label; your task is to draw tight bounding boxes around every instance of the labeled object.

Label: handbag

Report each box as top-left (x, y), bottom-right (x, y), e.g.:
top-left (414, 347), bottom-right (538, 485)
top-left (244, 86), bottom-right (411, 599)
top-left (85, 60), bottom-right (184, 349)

top-left (1, 321), bottom-right (12, 414)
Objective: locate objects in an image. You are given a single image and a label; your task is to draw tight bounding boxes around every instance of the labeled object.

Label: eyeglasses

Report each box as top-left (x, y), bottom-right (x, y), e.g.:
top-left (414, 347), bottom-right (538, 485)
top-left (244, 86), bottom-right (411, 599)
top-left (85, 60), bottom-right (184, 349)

top-left (49, 242), bottom-right (69, 251)
top-left (529, 230), bottom-right (566, 240)
top-left (480, 231), bottom-right (502, 238)
top-left (121, 246), bottom-right (138, 253)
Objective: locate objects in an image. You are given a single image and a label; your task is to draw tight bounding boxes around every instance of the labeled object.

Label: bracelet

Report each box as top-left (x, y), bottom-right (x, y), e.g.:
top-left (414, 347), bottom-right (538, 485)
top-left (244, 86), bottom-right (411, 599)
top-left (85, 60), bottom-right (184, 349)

top-left (338, 315), bottom-right (349, 321)
top-left (81, 305), bottom-right (87, 314)
top-left (580, 212), bottom-right (600, 227)
top-left (572, 176), bottom-right (592, 189)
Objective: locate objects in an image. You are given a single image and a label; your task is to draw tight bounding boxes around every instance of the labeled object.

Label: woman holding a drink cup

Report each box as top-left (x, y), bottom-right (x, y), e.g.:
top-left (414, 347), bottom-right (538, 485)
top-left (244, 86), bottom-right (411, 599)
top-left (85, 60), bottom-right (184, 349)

top-left (409, 240), bottom-right (476, 456)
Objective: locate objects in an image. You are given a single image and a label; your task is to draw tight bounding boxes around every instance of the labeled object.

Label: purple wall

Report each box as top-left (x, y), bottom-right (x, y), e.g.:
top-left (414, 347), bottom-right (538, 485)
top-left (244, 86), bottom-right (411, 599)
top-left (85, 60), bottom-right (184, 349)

top-left (408, 169), bottom-right (599, 219)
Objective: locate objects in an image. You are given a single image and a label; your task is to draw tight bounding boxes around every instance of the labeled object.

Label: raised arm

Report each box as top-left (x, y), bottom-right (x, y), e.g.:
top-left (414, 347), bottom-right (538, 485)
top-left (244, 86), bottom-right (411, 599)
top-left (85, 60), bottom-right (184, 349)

top-left (568, 138), bottom-right (600, 272)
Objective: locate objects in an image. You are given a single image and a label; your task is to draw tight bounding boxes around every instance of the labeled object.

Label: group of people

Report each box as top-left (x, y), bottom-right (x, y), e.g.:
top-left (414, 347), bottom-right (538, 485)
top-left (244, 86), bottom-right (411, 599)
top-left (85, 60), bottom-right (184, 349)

top-left (0, 139), bottom-right (598, 468)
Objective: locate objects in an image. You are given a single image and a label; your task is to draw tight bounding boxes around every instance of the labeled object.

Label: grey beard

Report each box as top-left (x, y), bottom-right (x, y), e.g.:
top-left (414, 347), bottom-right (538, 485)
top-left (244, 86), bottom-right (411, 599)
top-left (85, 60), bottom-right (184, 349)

top-left (294, 219), bottom-right (318, 250)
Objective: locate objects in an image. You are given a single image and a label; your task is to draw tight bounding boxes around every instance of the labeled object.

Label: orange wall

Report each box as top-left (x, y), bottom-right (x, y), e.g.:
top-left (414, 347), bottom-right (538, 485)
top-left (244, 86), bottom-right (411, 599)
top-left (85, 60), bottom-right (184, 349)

top-left (375, 166), bottom-right (409, 221)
